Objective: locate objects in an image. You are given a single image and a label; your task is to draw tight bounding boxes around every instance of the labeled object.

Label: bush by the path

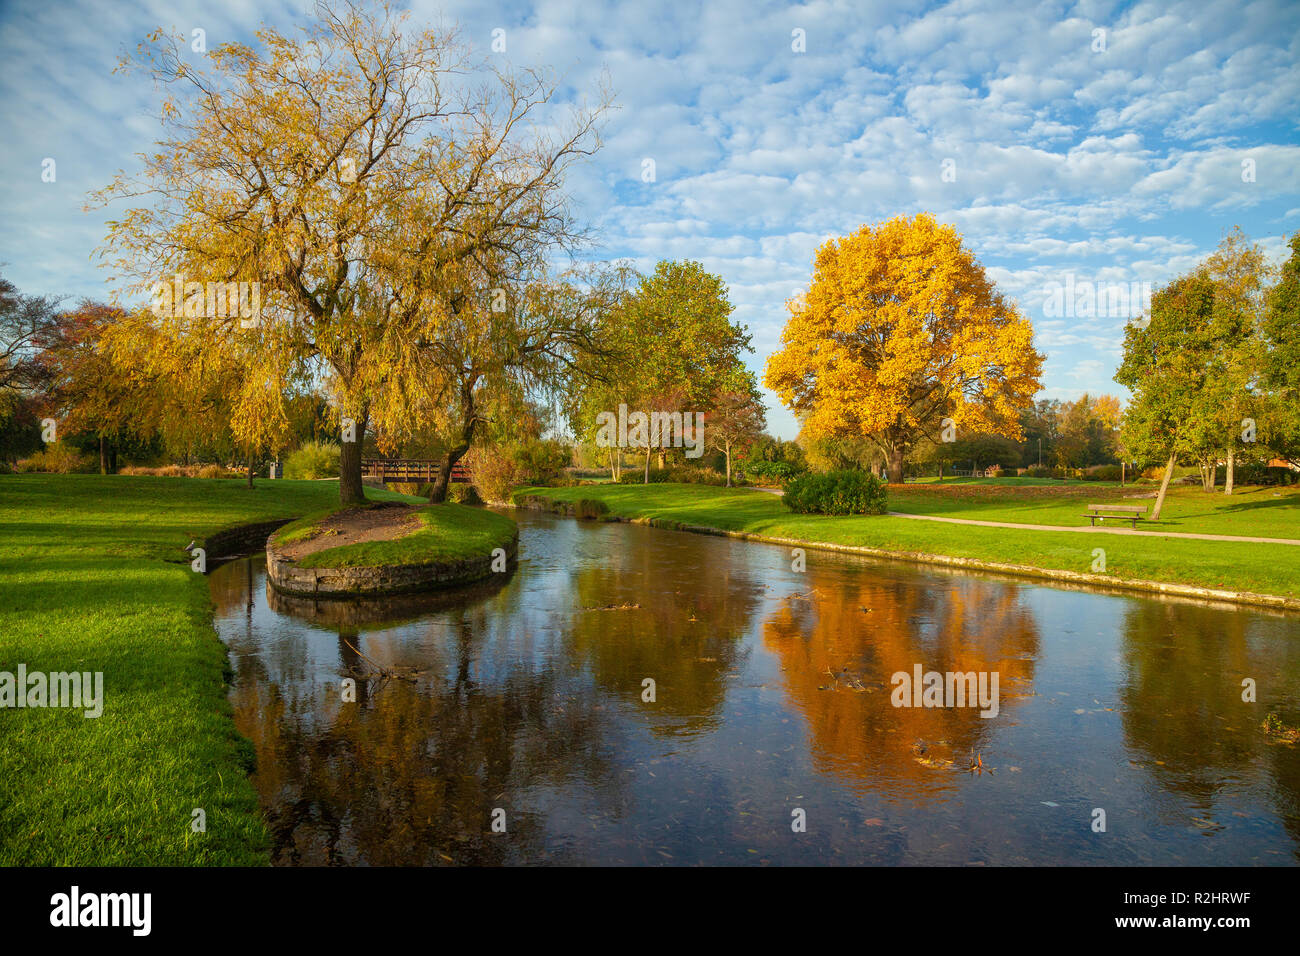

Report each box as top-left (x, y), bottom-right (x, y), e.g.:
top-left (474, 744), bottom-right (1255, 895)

top-left (784, 469), bottom-right (888, 515)
top-left (284, 439), bottom-right (340, 479)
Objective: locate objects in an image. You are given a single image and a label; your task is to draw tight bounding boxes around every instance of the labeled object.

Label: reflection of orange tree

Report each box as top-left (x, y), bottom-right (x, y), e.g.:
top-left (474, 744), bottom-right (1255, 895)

top-left (228, 627), bottom-right (626, 866)
top-left (761, 573), bottom-right (1039, 798)
top-left (1117, 602), bottom-right (1300, 835)
top-left (564, 557), bottom-right (763, 738)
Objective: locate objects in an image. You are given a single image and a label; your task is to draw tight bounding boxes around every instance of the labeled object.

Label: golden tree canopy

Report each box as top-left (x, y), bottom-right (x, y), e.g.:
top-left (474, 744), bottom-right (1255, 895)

top-left (764, 213), bottom-right (1043, 479)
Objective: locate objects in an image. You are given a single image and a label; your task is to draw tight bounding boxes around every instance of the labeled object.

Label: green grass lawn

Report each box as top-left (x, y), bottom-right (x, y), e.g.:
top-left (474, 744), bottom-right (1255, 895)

top-left (275, 502), bottom-right (517, 569)
top-left (887, 479), bottom-right (1300, 539)
top-left (0, 473), bottom-right (420, 865)
top-left (516, 482), bottom-right (1300, 601)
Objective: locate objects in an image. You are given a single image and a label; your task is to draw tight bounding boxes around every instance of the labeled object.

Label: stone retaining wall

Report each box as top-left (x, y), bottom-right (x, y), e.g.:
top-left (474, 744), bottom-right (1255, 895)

top-left (265, 532), bottom-right (518, 598)
top-left (201, 519), bottom-right (295, 560)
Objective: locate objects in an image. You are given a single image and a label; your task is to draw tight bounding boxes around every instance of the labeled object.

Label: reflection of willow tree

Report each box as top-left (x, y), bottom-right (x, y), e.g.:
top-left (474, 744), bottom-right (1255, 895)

top-left (564, 556), bottom-right (763, 738)
top-left (762, 573), bottom-right (1039, 797)
top-left (227, 622), bottom-right (626, 866)
top-left (1117, 602), bottom-right (1300, 836)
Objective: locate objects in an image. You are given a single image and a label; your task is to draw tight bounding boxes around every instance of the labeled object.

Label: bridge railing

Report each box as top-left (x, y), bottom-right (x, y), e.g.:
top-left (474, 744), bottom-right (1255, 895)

top-left (361, 459), bottom-right (472, 483)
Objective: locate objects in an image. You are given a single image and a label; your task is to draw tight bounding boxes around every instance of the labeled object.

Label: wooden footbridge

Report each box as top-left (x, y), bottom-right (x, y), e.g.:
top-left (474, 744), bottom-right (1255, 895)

top-left (361, 459), bottom-right (472, 484)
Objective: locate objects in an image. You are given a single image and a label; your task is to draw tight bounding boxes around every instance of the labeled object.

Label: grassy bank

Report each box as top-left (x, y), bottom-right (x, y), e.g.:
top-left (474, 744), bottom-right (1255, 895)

top-left (515, 482), bottom-right (1300, 602)
top-left (274, 502), bottom-right (517, 569)
top-left (0, 473), bottom-right (419, 865)
top-left (889, 478), bottom-right (1300, 539)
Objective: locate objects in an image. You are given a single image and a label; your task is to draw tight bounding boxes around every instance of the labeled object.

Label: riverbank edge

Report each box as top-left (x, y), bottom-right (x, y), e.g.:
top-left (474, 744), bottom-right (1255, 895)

top-left (511, 492), bottom-right (1300, 613)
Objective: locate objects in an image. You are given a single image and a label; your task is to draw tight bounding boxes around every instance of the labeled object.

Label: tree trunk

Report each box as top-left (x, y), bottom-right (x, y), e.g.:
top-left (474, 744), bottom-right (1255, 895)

top-left (339, 405), bottom-right (370, 506)
top-left (725, 441), bottom-right (732, 487)
top-left (1224, 451), bottom-right (1235, 495)
top-left (887, 446), bottom-right (904, 484)
top-left (99, 437), bottom-right (108, 475)
top-left (1151, 451), bottom-right (1177, 521)
top-left (246, 455), bottom-right (254, 489)
top-left (643, 447), bottom-right (651, 484)
top-left (1201, 458), bottom-right (1217, 492)
top-left (428, 442), bottom-right (470, 503)
top-left (429, 386), bottom-right (479, 504)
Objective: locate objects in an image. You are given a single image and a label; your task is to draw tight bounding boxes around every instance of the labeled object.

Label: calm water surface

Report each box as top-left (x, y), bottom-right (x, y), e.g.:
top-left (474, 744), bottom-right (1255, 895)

top-left (209, 509), bottom-right (1300, 866)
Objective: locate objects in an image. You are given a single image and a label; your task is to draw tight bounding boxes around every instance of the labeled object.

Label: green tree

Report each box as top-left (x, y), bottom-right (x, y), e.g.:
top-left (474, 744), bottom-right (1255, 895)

top-left (1116, 275), bottom-right (1220, 519)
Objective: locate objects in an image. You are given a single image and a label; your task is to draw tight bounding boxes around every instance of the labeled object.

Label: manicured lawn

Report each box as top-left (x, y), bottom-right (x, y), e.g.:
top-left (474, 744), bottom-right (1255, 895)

top-left (888, 479), bottom-right (1300, 539)
top-left (0, 473), bottom-right (419, 865)
top-left (516, 482), bottom-right (1300, 601)
top-left (277, 502), bottom-right (517, 568)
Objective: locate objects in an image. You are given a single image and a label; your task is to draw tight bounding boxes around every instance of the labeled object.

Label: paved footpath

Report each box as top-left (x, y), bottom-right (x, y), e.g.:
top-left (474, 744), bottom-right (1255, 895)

top-left (887, 511), bottom-right (1300, 546)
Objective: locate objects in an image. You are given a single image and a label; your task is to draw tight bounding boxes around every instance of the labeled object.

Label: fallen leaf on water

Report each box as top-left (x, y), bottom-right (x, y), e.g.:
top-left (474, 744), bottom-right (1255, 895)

top-left (1041, 801), bottom-right (1060, 807)
top-left (863, 818), bottom-right (884, 827)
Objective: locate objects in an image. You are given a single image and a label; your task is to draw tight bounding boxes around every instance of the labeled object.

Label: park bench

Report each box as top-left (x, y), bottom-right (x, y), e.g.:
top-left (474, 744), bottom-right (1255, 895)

top-left (1083, 503), bottom-right (1147, 529)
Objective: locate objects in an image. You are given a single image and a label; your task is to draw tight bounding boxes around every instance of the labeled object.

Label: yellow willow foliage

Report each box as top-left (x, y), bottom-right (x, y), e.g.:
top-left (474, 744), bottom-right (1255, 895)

top-left (90, 1), bottom-right (609, 476)
top-left (102, 305), bottom-right (292, 456)
top-left (764, 214), bottom-right (1043, 455)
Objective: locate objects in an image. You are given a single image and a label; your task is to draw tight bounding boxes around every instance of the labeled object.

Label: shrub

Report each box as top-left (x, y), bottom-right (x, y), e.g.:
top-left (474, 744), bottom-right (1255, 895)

top-left (618, 467), bottom-right (673, 484)
top-left (574, 498), bottom-right (609, 519)
top-left (783, 469), bottom-right (888, 515)
top-left (469, 446), bottom-right (520, 502)
top-left (513, 439), bottom-right (571, 483)
top-left (16, 443), bottom-right (94, 474)
top-left (664, 465), bottom-right (728, 485)
top-left (1085, 464), bottom-right (1123, 482)
top-left (119, 463), bottom-right (239, 478)
top-left (284, 440), bottom-right (340, 480)
top-left (743, 460), bottom-right (804, 486)
top-left (1236, 462), bottom-right (1299, 486)
top-left (1023, 465), bottom-right (1052, 478)
top-left (448, 482), bottom-right (483, 505)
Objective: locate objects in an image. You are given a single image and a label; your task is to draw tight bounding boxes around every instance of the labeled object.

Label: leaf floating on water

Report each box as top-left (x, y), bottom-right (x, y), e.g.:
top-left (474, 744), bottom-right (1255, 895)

top-left (1008, 766), bottom-right (1021, 772)
top-left (1073, 708), bottom-right (1086, 714)
top-left (863, 818), bottom-right (884, 827)
top-left (1041, 801), bottom-right (1060, 807)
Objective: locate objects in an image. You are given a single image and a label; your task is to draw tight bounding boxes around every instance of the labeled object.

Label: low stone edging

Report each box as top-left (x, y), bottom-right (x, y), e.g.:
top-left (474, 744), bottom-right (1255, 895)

top-left (201, 519), bottom-right (295, 560)
top-left (512, 497), bottom-right (1300, 613)
top-left (265, 531), bottom-right (518, 598)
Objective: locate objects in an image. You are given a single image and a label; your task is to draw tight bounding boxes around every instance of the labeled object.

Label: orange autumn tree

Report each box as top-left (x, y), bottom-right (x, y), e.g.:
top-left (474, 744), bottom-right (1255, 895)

top-left (765, 214), bottom-right (1043, 483)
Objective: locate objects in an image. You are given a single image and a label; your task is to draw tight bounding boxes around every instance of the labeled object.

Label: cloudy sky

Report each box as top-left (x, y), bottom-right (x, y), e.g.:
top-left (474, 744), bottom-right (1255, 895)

top-left (1, 0), bottom-right (1297, 438)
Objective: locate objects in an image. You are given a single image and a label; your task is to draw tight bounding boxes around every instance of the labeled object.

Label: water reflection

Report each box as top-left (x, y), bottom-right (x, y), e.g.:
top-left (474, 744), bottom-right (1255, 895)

top-left (210, 510), bottom-right (1300, 866)
top-left (762, 577), bottom-right (1039, 798)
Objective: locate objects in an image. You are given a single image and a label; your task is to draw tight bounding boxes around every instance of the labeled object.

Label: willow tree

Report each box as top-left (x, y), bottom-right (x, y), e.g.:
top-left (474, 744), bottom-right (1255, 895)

top-left (765, 214), bottom-right (1043, 484)
top-left (366, 263), bottom-right (628, 502)
top-left (99, 304), bottom-right (293, 485)
top-left (92, 0), bottom-right (607, 504)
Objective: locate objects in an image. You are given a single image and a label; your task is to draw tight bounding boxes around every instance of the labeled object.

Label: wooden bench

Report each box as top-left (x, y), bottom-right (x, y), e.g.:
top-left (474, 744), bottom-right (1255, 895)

top-left (1083, 503), bottom-right (1147, 528)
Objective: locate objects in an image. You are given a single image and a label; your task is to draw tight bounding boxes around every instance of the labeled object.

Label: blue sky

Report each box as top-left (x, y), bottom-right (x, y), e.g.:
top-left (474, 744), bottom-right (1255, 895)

top-left (1, 0), bottom-right (1297, 439)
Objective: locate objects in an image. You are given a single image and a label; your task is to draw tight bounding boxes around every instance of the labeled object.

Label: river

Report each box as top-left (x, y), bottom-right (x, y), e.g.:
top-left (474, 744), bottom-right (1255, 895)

top-left (209, 508), bottom-right (1300, 865)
